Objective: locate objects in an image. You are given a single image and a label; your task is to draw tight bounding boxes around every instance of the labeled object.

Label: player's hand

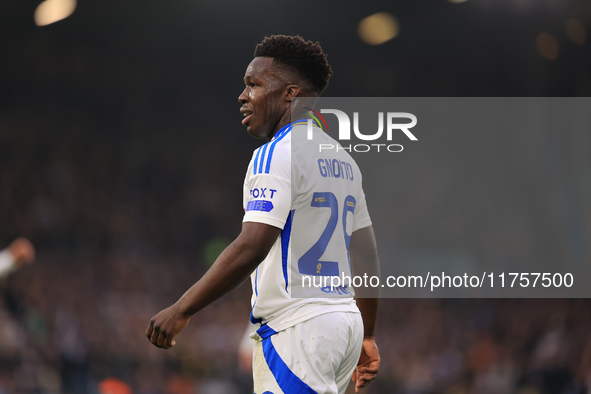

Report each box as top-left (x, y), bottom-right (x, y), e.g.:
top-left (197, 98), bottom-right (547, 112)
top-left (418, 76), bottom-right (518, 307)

top-left (145, 304), bottom-right (191, 349)
top-left (8, 238), bottom-right (35, 267)
top-left (351, 338), bottom-right (380, 393)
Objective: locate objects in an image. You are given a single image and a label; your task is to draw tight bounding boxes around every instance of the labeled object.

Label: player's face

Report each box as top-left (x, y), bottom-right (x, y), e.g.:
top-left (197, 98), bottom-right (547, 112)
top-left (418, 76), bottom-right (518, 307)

top-left (239, 57), bottom-right (288, 140)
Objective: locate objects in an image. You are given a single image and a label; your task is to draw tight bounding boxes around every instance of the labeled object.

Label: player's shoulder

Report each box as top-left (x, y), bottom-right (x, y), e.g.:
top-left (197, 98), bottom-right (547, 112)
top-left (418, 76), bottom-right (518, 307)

top-left (249, 125), bottom-right (292, 177)
top-left (291, 124), bottom-right (360, 167)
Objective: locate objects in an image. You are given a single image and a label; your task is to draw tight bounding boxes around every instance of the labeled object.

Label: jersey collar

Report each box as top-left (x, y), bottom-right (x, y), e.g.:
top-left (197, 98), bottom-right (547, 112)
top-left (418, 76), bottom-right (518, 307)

top-left (271, 119), bottom-right (319, 141)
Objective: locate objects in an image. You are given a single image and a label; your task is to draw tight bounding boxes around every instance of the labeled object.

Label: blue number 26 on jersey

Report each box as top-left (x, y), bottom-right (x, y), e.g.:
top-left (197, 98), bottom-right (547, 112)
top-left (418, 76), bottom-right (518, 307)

top-left (298, 192), bottom-right (355, 276)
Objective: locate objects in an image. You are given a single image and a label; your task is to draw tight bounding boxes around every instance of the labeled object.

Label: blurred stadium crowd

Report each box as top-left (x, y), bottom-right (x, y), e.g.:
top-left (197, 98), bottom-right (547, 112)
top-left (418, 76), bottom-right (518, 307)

top-left (2, 1), bottom-right (591, 393)
top-left (2, 255), bottom-right (591, 394)
top-left (1, 45), bottom-right (590, 394)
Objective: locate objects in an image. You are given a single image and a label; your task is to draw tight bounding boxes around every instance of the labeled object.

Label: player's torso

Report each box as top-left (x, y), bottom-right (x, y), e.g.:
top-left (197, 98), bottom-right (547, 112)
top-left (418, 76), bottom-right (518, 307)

top-left (289, 126), bottom-right (361, 293)
top-left (245, 123), bottom-right (363, 331)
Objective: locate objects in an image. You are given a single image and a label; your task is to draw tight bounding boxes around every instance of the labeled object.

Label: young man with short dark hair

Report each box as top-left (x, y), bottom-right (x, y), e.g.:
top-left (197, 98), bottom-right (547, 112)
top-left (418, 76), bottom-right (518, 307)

top-left (146, 35), bottom-right (380, 394)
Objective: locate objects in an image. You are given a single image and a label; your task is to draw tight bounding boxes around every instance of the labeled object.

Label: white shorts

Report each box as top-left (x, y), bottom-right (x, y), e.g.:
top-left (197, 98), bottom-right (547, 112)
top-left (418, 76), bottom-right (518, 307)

top-left (252, 311), bottom-right (363, 394)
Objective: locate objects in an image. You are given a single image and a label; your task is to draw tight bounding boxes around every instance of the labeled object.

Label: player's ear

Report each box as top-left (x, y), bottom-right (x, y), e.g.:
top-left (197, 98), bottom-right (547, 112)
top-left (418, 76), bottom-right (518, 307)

top-left (284, 85), bottom-right (300, 102)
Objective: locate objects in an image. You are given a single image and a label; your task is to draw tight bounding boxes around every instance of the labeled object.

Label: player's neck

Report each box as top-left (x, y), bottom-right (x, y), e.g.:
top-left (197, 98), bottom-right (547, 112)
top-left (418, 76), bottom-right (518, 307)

top-left (268, 113), bottom-right (292, 141)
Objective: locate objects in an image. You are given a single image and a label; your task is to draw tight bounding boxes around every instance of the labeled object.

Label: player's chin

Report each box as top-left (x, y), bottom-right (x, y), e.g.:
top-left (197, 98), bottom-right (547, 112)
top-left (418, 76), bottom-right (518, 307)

top-left (245, 125), bottom-right (257, 138)
top-left (246, 124), bottom-right (265, 139)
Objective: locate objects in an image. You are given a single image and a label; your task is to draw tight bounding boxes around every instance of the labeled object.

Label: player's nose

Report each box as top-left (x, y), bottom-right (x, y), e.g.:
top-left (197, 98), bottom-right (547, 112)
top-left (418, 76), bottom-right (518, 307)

top-left (238, 88), bottom-right (249, 104)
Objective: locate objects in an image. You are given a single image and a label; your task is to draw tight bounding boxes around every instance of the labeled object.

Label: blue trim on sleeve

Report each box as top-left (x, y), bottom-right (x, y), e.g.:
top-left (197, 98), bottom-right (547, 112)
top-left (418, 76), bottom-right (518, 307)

top-left (262, 336), bottom-right (317, 394)
top-left (281, 210), bottom-right (295, 293)
top-left (264, 125), bottom-right (292, 174)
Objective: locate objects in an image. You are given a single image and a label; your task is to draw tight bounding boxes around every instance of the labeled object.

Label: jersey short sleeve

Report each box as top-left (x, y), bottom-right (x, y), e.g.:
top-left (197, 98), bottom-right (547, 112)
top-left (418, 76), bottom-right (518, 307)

top-left (352, 182), bottom-right (372, 232)
top-left (242, 136), bottom-right (292, 230)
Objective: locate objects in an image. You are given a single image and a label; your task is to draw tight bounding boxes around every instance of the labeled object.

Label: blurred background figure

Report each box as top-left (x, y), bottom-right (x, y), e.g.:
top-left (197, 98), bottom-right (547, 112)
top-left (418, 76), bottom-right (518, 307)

top-left (0, 237), bottom-right (35, 278)
top-left (237, 323), bottom-right (255, 376)
top-left (98, 377), bottom-right (133, 394)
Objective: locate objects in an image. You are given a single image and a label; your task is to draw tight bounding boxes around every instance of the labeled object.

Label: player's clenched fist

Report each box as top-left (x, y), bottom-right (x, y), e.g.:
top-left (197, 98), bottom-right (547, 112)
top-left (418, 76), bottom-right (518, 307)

top-left (145, 304), bottom-right (191, 349)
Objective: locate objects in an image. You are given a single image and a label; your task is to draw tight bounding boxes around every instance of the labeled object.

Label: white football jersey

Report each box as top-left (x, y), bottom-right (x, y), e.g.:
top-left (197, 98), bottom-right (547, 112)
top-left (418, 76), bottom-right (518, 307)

top-left (242, 120), bottom-right (372, 333)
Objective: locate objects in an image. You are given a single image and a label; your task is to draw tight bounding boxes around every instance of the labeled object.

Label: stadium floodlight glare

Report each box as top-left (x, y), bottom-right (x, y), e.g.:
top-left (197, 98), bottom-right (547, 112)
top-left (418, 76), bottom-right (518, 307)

top-left (566, 19), bottom-right (587, 45)
top-left (536, 32), bottom-right (560, 61)
top-left (34, 0), bottom-right (76, 26)
top-left (358, 12), bottom-right (399, 46)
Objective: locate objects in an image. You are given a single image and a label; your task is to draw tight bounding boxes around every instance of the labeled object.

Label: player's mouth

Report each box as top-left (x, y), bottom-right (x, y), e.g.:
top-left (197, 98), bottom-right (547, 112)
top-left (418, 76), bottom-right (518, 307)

top-left (240, 107), bottom-right (253, 126)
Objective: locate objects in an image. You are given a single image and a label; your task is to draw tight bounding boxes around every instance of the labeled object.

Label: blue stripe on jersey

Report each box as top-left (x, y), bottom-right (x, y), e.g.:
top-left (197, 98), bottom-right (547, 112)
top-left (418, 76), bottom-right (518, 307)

top-left (250, 301), bottom-right (262, 324)
top-left (256, 324), bottom-right (277, 340)
top-left (281, 210), bottom-right (295, 293)
top-left (252, 121), bottom-right (300, 175)
top-left (253, 147), bottom-right (262, 175)
top-left (262, 337), bottom-right (317, 394)
top-left (257, 142), bottom-right (270, 174)
top-left (264, 125), bottom-right (292, 174)
top-left (254, 267), bottom-right (259, 295)
top-left (250, 268), bottom-right (261, 324)
top-left (272, 122), bottom-right (293, 141)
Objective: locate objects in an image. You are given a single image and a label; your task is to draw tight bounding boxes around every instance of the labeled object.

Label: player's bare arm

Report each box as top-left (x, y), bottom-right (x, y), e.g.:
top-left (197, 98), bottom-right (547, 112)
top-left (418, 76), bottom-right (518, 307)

top-left (145, 222), bottom-right (281, 349)
top-left (349, 225), bottom-right (381, 393)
